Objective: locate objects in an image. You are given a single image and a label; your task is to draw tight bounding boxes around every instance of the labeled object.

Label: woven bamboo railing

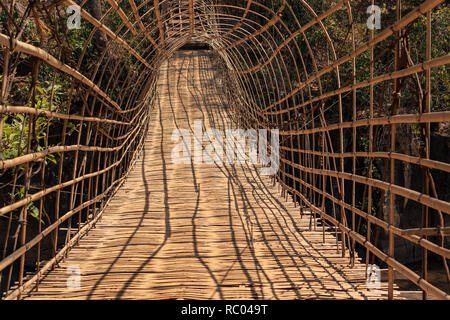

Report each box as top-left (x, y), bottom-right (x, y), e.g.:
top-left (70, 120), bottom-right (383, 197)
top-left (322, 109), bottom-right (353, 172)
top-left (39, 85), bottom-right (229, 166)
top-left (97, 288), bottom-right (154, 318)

top-left (0, 0), bottom-right (448, 299)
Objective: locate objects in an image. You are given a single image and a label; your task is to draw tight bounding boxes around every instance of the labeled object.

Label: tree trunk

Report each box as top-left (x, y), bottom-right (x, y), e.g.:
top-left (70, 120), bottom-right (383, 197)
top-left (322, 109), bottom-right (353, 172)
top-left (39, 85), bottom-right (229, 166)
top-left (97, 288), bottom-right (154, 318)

top-left (86, 0), bottom-right (106, 53)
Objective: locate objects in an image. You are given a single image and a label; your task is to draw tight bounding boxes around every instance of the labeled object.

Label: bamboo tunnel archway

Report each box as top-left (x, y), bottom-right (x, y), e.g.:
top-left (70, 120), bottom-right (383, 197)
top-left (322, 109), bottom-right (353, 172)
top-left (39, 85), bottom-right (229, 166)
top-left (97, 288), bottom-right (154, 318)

top-left (0, 0), bottom-right (449, 299)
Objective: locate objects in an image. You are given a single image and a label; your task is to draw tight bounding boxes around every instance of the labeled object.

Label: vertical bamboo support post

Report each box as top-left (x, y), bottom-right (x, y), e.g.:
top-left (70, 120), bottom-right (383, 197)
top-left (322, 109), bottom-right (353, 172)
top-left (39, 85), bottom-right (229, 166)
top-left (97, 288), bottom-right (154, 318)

top-left (18, 55), bottom-right (41, 299)
top-left (36, 115), bottom-right (50, 292)
top-left (18, 153), bottom-right (32, 300)
top-left (1, 45), bottom-right (10, 153)
top-left (188, 0), bottom-right (194, 41)
top-left (365, 0), bottom-right (375, 277)
top-left (66, 102), bottom-right (86, 253)
top-left (339, 92), bottom-right (346, 257)
top-left (350, 5), bottom-right (356, 267)
top-left (421, 9), bottom-right (432, 300)
top-left (1, 50), bottom-right (9, 104)
top-left (311, 110), bottom-right (316, 230)
top-left (53, 111), bottom-right (70, 262)
top-left (388, 0), bottom-right (402, 300)
top-left (91, 100), bottom-right (106, 222)
top-left (321, 132), bottom-right (326, 243)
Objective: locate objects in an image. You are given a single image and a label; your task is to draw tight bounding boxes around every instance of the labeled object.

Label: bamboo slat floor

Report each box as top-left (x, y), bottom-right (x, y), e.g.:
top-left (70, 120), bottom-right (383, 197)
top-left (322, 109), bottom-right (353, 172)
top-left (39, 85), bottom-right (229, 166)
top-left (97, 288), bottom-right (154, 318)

top-left (22, 50), bottom-right (399, 300)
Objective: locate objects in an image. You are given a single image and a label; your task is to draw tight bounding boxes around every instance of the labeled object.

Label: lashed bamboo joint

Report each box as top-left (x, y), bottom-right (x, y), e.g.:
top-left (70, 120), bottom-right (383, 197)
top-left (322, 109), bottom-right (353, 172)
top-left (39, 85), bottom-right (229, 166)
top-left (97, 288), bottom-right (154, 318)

top-left (0, 0), bottom-right (449, 300)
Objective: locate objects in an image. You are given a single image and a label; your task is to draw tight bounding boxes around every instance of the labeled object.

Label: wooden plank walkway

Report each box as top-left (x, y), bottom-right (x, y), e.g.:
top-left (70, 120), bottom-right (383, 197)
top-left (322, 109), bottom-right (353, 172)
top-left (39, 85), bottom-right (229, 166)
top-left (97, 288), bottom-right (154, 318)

top-left (23, 50), bottom-right (397, 300)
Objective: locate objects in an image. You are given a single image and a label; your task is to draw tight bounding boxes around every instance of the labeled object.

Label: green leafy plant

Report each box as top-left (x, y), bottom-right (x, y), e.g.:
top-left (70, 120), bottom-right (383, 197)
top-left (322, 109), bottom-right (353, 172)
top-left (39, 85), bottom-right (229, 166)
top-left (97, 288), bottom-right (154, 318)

top-left (9, 187), bottom-right (44, 224)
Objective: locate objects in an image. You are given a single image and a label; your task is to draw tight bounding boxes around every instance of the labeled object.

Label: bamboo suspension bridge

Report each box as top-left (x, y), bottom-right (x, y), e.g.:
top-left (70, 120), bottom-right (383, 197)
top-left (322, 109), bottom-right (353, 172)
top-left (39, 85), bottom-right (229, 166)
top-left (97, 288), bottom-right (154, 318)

top-left (0, 0), bottom-right (449, 300)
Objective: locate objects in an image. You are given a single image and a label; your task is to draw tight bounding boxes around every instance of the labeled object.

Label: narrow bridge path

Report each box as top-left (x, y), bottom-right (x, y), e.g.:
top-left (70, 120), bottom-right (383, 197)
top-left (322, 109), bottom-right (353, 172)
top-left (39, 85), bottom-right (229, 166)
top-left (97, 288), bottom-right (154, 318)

top-left (23, 51), bottom-right (394, 300)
